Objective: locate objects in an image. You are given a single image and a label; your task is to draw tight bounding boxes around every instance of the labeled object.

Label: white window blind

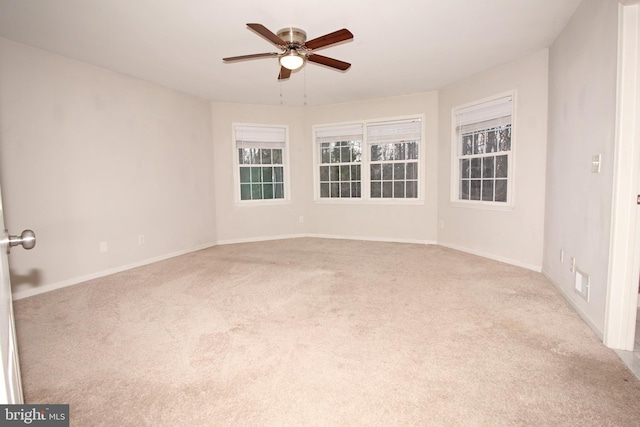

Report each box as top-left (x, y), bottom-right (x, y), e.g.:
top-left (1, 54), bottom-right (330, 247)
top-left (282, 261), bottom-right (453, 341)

top-left (367, 118), bottom-right (422, 144)
top-left (315, 123), bottom-right (363, 144)
top-left (455, 96), bottom-right (512, 134)
top-left (235, 125), bottom-right (286, 149)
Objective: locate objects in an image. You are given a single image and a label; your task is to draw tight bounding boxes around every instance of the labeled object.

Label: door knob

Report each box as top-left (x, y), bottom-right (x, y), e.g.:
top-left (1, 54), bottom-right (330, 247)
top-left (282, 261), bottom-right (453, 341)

top-left (5, 229), bottom-right (36, 253)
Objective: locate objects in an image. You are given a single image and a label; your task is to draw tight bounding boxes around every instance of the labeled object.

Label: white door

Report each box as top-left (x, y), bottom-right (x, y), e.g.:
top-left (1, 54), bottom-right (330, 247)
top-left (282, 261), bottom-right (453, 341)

top-left (0, 183), bottom-right (35, 404)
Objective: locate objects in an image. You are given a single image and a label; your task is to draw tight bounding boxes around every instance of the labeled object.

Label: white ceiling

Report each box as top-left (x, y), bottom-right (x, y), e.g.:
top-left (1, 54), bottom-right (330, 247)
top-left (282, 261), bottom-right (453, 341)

top-left (0, 0), bottom-right (583, 106)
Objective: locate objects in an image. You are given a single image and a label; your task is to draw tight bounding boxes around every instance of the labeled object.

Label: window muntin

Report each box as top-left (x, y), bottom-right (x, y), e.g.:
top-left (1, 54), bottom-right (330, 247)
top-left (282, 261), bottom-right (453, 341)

top-left (370, 141), bottom-right (419, 198)
top-left (314, 117), bottom-right (422, 202)
top-left (234, 125), bottom-right (287, 202)
top-left (238, 147), bottom-right (285, 201)
top-left (453, 95), bottom-right (513, 205)
top-left (319, 140), bottom-right (362, 198)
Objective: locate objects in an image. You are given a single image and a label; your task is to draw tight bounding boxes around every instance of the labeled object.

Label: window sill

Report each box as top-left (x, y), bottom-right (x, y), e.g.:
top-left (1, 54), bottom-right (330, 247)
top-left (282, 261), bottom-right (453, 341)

top-left (449, 200), bottom-right (514, 212)
top-left (235, 199), bottom-right (291, 207)
top-left (314, 198), bottom-right (425, 206)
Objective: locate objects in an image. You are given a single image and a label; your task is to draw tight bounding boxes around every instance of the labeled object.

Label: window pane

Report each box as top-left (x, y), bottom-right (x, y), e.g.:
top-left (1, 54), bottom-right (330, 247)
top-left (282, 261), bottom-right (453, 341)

top-left (474, 132), bottom-right (486, 154)
top-left (394, 181), bottom-right (405, 198)
top-left (352, 143), bottom-right (362, 162)
top-left (263, 183), bottom-right (273, 199)
top-left (406, 181), bottom-right (417, 198)
top-left (382, 164), bottom-right (393, 180)
top-left (394, 163), bottom-right (405, 180)
top-left (496, 155), bottom-right (508, 178)
top-left (240, 167), bottom-right (251, 183)
top-left (331, 145), bottom-right (340, 163)
top-left (407, 142), bottom-right (419, 160)
top-left (461, 159), bottom-right (470, 179)
top-left (319, 166), bottom-right (330, 182)
top-left (371, 145), bottom-right (382, 162)
top-left (483, 157), bottom-right (494, 178)
top-left (330, 183), bottom-right (340, 197)
top-left (262, 167), bottom-right (273, 183)
top-left (238, 148), bottom-right (248, 165)
top-left (487, 129), bottom-right (498, 153)
top-left (382, 144), bottom-right (394, 161)
top-left (341, 182), bottom-right (351, 198)
top-left (321, 148), bottom-right (330, 164)
top-left (371, 164), bottom-right (381, 181)
top-left (470, 158), bottom-right (481, 178)
top-left (330, 166), bottom-right (340, 181)
top-left (240, 184), bottom-right (251, 200)
top-left (320, 183), bottom-right (330, 198)
top-left (261, 149), bottom-right (272, 164)
top-left (351, 165), bottom-right (361, 180)
top-left (251, 184), bottom-right (262, 199)
top-left (340, 165), bottom-right (350, 181)
top-left (482, 180), bottom-right (494, 201)
top-left (495, 179), bottom-right (507, 202)
top-left (470, 180), bottom-right (481, 200)
top-left (341, 146), bottom-right (351, 162)
top-left (272, 149), bottom-right (283, 164)
top-left (274, 183), bottom-right (284, 199)
top-left (250, 148), bottom-right (261, 164)
top-left (351, 182), bottom-right (361, 198)
top-left (251, 167), bottom-right (262, 183)
top-left (274, 167), bottom-right (284, 183)
top-left (371, 182), bottom-right (381, 198)
top-left (462, 135), bottom-right (473, 155)
top-left (460, 180), bottom-right (470, 200)
top-left (394, 143), bottom-right (405, 160)
top-left (498, 127), bottom-right (511, 151)
top-left (406, 162), bottom-right (418, 180)
top-left (382, 181), bottom-right (393, 198)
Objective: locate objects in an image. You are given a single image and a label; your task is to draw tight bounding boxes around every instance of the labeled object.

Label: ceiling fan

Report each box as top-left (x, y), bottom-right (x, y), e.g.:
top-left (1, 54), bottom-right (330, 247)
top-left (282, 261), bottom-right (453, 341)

top-left (223, 23), bottom-right (354, 80)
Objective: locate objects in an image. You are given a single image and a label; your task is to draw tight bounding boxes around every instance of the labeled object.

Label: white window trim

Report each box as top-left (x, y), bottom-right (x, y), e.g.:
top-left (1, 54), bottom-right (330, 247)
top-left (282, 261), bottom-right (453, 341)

top-left (232, 123), bottom-right (291, 205)
top-left (312, 114), bottom-right (426, 204)
top-left (449, 91), bottom-right (517, 211)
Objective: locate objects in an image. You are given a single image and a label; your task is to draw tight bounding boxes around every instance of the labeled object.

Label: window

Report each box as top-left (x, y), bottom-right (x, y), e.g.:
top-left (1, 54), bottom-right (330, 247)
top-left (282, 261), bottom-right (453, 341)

top-left (235, 125), bottom-right (287, 202)
top-left (367, 120), bottom-right (420, 199)
top-left (452, 95), bottom-right (513, 205)
top-left (317, 124), bottom-right (363, 199)
top-left (314, 117), bottom-right (422, 202)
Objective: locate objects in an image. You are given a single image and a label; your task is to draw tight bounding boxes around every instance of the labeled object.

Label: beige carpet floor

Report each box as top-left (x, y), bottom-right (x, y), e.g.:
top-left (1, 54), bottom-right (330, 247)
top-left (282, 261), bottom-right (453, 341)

top-left (12, 238), bottom-right (640, 426)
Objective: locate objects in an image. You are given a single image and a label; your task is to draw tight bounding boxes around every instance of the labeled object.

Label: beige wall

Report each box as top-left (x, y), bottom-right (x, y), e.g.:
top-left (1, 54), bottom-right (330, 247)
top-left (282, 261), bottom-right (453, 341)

top-left (0, 39), bottom-right (217, 296)
top-left (304, 93), bottom-right (439, 243)
top-left (0, 35), bottom-right (553, 298)
top-left (437, 50), bottom-right (550, 270)
top-left (211, 103), bottom-right (306, 243)
top-left (543, 0), bottom-right (619, 334)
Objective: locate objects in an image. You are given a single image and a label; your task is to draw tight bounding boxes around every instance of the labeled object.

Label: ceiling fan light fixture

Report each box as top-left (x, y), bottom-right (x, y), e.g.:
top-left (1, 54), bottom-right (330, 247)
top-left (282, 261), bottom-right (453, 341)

top-left (280, 51), bottom-right (305, 70)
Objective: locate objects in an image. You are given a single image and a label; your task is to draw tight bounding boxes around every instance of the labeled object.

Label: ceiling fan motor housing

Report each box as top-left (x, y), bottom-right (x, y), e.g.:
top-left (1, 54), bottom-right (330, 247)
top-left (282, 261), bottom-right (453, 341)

top-left (277, 27), bottom-right (307, 47)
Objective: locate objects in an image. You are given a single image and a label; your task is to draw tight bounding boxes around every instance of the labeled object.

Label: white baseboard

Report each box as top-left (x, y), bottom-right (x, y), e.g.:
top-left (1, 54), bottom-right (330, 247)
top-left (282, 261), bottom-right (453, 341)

top-left (12, 242), bottom-right (218, 300)
top-left (216, 234), bottom-right (306, 246)
top-left (14, 235), bottom-right (543, 300)
top-left (306, 233), bottom-right (436, 246)
top-left (541, 268), bottom-right (604, 341)
top-left (437, 241), bottom-right (542, 272)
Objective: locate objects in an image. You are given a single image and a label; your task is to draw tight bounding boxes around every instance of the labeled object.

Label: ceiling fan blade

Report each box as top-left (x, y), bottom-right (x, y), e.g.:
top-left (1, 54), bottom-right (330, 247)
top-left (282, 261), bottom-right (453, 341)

top-left (278, 66), bottom-right (291, 80)
top-left (307, 54), bottom-right (351, 71)
top-left (247, 23), bottom-right (287, 47)
top-left (223, 52), bottom-right (279, 62)
top-left (305, 29), bottom-right (353, 50)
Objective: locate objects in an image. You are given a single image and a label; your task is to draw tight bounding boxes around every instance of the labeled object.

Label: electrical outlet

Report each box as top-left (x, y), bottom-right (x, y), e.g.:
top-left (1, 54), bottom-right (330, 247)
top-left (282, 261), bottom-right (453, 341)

top-left (569, 256), bottom-right (576, 273)
top-left (138, 235), bottom-right (145, 245)
top-left (99, 242), bottom-right (108, 253)
top-left (439, 220), bottom-right (445, 230)
top-left (298, 216), bottom-right (304, 224)
top-left (591, 154), bottom-right (601, 173)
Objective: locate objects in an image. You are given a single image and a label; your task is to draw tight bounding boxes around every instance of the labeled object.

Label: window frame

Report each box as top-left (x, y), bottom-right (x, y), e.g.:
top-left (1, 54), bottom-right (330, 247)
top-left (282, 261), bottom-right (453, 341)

top-left (312, 115), bottom-right (425, 204)
top-left (450, 91), bottom-right (516, 210)
top-left (232, 123), bottom-right (291, 205)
